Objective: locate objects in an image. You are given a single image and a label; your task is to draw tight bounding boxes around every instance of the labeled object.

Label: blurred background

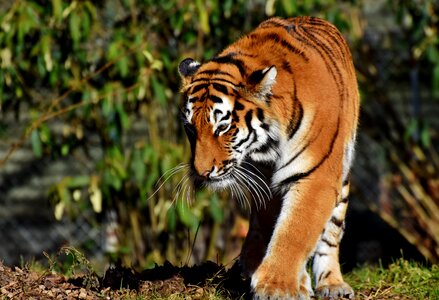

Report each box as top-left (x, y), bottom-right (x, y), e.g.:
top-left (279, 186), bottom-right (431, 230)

top-left (0, 0), bottom-right (438, 274)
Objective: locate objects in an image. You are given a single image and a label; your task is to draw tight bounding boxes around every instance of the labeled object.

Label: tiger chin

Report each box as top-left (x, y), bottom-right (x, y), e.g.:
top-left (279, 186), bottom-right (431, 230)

top-left (178, 17), bottom-right (359, 300)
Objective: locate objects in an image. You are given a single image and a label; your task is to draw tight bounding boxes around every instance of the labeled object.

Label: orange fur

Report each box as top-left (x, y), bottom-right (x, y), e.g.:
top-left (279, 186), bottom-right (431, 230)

top-left (179, 17), bottom-right (359, 299)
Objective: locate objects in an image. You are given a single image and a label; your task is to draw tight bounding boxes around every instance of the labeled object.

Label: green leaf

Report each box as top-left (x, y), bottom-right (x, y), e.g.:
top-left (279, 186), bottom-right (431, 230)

top-left (69, 11), bottom-right (81, 47)
top-left (195, 0), bottom-right (210, 34)
top-left (103, 169), bottom-right (122, 191)
top-left (51, 0), bottom-right (63, 21)
top-left (61, 144), bottom-right (69, 156)
top-left (166, 206), bottom-right (177, 232)
top-left (131, 149), bottom-right (146, 184)
top-left (404, 119), bottom-right (418, 142)
top-left (54, 201), bottom-right (65, 221)
top-left (280, 0), bottom-right (296, 15)
top-left (209, 193), bottom-right (223, 223)
top-left (31, 129), bottom-right (43, 158)
top-left (108, 42), bottom-right (119, 60)
top-left (177, 199), bottom-right (199, 231)
top-left (117, 56), bottom-right (129, 77)
top-left (116, 103), bottom-right (130, 129)
top-left (102, 94), bottom-right (113, 118)
top-left (151, 75), bottom-right (167, 105)
top-left (68, 176), bottom-right (91, 188)
top-left (433, 64), bottom-right (439, 99)
top-left (420, 123), bottom-right (431, 148)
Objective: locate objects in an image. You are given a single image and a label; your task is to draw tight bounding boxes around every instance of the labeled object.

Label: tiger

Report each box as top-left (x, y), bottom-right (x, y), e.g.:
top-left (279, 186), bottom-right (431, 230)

top-left (177, 16), bottom-right (359, 299)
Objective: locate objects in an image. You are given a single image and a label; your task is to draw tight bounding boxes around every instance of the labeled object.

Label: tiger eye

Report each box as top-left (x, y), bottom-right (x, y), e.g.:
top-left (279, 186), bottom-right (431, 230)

top-left (217, 124), bottom-right (228, 132)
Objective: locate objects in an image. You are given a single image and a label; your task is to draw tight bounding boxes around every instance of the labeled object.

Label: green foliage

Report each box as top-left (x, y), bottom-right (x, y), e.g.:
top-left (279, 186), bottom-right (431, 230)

top-left (43, 246), bottom-right (100, 290)
top-left (393, 0), bottom-right (439, 62)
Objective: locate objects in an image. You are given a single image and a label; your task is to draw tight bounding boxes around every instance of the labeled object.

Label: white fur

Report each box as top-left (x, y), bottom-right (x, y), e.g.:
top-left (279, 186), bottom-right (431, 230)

top-left (342, 135), bottom-right (356, 181)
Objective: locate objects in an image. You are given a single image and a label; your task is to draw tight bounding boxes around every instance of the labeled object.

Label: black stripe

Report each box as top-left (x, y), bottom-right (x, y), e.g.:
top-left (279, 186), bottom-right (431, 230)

top-left (212, 83), bottom-right (229, 95)
top-left (233, 110), bottom-right (254, 149)
top-left (232, 110), bottom-right (240, 122)
top-left (259, 19), bottom-right (286, 28)
top-left (321, 237), bottom-right (337, 248)
top-left (220, 111), bottom-right (231, 121)
top-left (280, 38), bottom-right (309, 62)
top-left (188, 97), bottom-right (199, 103)
top-left (324, 271), bottom-right (332, 279)
top-left (210, 95), bottom-right (223, 103)
top-left (254, 136), bottom-right (279, 154)
top-left (287, 100), bottom-right (303, 139)
top-left (318, 270), bottom-right (332, 283)
top-left (256, 108), bottom-right (264, 121)
top-left (330, 216), bottom-right (344, 227)
top-left (191, 77), bottom-right (239, 89)
top-left (267, 32), bottom-right (309, 61)
top-left (281, 60), bottom-right (293, 74)
top-left (257, 107), bottom-right (270, 130)
top-left (244, 110), bottom-right (253, 131)
top-left (233, 132), bottom-right (253, 149)
top-left (211, 54), bottom-right (246, 76)
top-left (248, 31), bottom-right (309, 63)
top-left (191, 84), bottom-right (208, 94)
top-left (277, 132), bottom-right (314, 172)
top-left (278, 120), bottom-right (340, 187)
top-left (197, 69), bottom-right (233, 77)
top-left (307, 26), bottom-right (348, 64)
top-left (234, 101), bottom-right (245, 110)
top-left (314, 251), bottom-right (328, 257)
top-left (300, 27), bottom-right (344, 98)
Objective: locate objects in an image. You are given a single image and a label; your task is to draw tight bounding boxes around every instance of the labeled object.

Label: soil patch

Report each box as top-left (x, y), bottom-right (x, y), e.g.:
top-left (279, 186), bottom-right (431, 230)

top-left (0, 260), bottom-right (251, 299)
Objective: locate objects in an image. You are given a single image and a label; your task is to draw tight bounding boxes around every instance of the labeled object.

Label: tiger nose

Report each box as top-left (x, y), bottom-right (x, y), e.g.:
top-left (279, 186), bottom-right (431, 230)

top-left (200, 170), bottom-right (211, 178)
top-left (195, 164), bottom-right (213, 178)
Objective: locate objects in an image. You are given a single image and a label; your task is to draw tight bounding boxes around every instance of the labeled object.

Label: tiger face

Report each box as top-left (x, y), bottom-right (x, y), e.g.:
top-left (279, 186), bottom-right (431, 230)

top-left (179, 57), bottom-right (279, 190)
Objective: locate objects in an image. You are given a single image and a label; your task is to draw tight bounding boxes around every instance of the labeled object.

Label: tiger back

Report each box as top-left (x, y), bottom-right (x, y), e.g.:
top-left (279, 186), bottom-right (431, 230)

top-left (178, 16), bottom-right (359, 299)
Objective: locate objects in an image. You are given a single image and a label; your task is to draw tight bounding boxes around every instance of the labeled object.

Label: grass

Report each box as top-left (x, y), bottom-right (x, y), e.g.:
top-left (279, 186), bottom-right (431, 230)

top-left (345, 258), bottom-right (439, 299)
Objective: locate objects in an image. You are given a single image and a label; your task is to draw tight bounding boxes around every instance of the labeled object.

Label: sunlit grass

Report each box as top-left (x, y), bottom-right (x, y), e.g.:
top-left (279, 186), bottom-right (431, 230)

top-left (345, 258), bottom-right (439, 299)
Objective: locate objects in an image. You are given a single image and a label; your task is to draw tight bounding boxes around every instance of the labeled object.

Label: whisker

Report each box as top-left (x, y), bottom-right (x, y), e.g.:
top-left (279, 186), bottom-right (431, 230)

top-left (238, 165), bottom-right (272, 199)
top-left (173, 173), bottom-right (191, 205)
top-left (232, 172), bottom-right (252, 211)
top-left (235, 168), bottom-right (263, 209)
top-left (147, 163), bottom-right (189, 201)
top-left (239, 170), bottom-right (269, 209)
top-left (241, 161), bottom-right (266, 178)
top-left (182, 176), bottom-right (194, 206)
top-left (236, 166), bottom-right (271, 210)
top-left (230, 179), bottom-right (247, 210)
top-left (187, 182), bottom-right (195, 205)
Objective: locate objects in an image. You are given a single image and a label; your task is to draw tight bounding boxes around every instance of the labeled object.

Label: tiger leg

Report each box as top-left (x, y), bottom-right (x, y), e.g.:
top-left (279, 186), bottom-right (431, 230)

top-left (299, 265), bottom-right (313, 298)
top-left (251, 173), bottom-right (336, 299)
top-left (240, 194), bottom-right (283, 276)
top-left (313, 180), bottom-right (354, 299)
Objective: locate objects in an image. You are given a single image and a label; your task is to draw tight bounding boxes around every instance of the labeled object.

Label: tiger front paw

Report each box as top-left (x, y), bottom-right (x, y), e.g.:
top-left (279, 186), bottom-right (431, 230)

top-left (251, 267), bottom-right (312, 300)
top-left (315, 282), bottom-right (354, 299)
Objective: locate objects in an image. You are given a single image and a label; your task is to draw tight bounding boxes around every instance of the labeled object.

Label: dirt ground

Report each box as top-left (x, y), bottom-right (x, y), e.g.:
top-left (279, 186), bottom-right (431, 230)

top-left (0, 260), bottom-right (250, 299)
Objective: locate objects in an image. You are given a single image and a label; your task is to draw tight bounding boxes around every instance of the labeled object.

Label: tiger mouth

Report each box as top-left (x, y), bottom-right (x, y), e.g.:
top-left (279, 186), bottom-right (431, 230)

top-left (192, 167), bottom-right (236, 189)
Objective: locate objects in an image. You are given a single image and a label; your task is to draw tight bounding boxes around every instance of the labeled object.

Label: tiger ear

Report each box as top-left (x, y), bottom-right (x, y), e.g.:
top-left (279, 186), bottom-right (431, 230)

top-left (179, 58), bottom-right (201, 78)
top-left (247, 66), bottom-right (277, 100)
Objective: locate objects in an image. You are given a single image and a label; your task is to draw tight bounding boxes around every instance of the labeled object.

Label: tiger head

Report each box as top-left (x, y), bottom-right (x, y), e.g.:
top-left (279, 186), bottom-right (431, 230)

top-left (178, 56), bottom-right (279, 190)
